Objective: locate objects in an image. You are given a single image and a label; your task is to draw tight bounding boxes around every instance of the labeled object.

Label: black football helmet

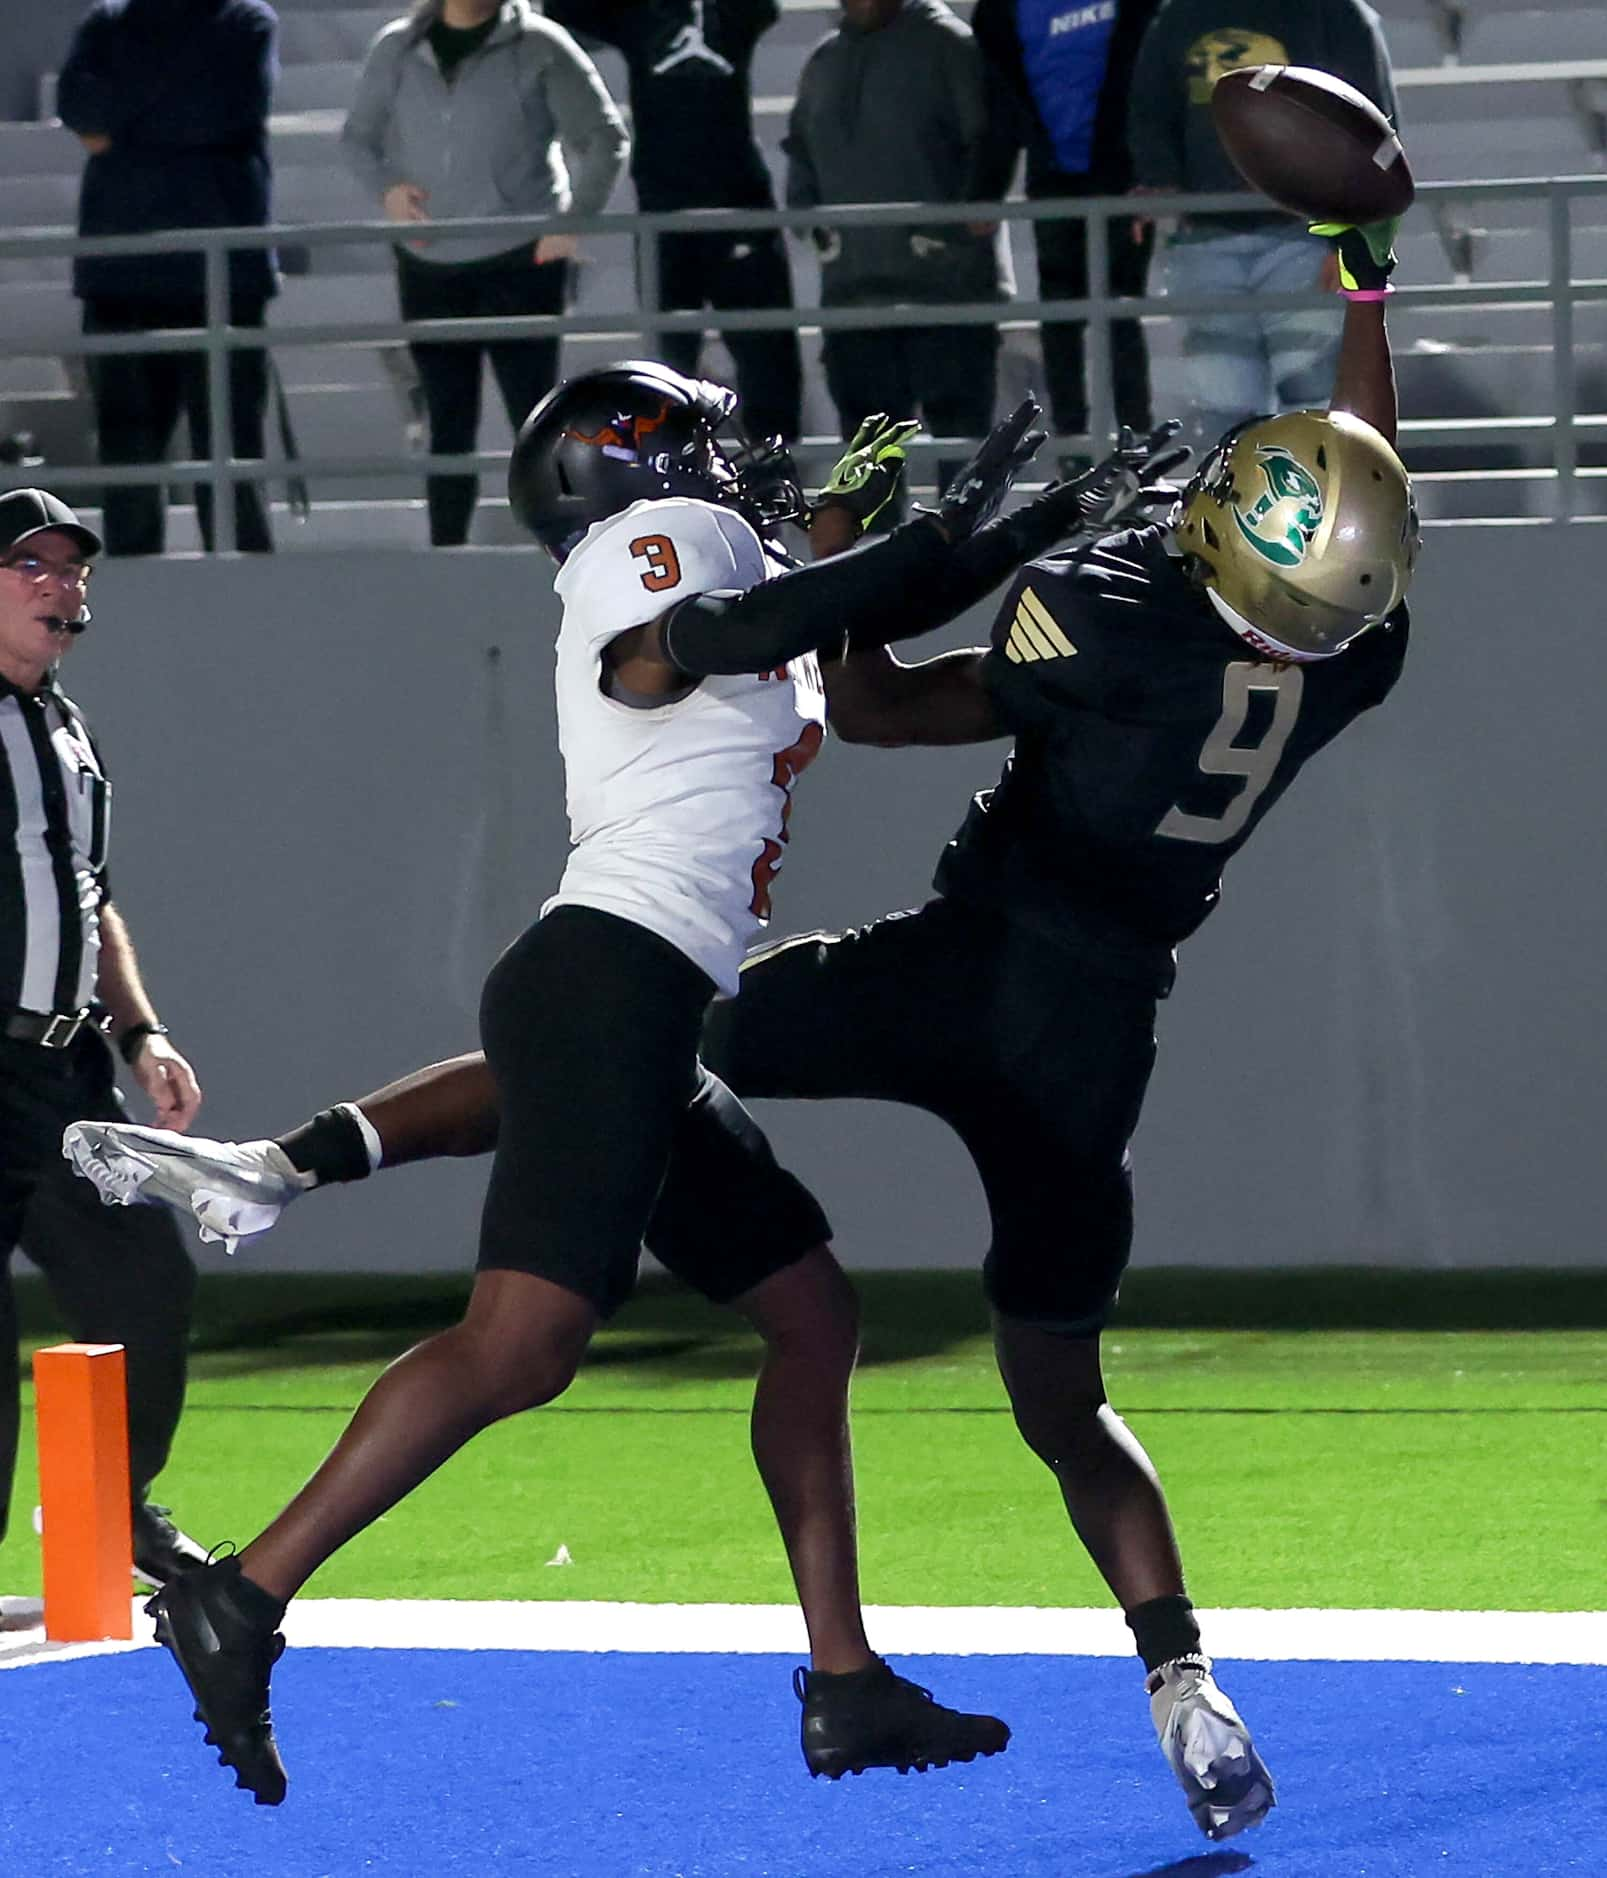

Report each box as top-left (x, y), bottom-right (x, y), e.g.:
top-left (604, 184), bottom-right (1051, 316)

top-left (508, 359), bottom-right (805, 561)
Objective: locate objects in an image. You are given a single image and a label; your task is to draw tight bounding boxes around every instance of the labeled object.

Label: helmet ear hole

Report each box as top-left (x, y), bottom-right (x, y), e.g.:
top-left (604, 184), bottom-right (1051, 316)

top-left (1201, 519), bottom-right (1220, 551)
top-left (1316, 445), bottom-right (1327, 472)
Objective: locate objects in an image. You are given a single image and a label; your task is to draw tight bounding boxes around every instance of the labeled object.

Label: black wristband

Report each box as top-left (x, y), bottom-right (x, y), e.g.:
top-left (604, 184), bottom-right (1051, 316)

top-left (118, 1020), bottom-right (168, 1064)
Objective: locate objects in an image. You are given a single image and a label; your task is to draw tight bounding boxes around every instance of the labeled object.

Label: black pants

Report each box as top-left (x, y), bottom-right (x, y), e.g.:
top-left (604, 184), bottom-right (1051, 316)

top-left (0, 1034), bottom-right (197, 1545)
top-left (821, 320), bottom-right (1000, 514)
top-left (1033, 187), bottom-right (1155, 441)
top-left (82, 293), bottom-right (273, 556)
top-left (695, 899), bottom-right (1157, 1333)
top-left (397, 247), bottom-right (571, 547)
top-left (477, 908), bottom-right (827, 1319)
top-left (651, 228), bottom-right (803, 442)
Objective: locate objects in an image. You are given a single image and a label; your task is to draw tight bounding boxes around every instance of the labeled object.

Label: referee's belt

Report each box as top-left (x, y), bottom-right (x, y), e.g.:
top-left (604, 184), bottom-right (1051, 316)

top-left (1, 1004), bottom-right (114, 1049)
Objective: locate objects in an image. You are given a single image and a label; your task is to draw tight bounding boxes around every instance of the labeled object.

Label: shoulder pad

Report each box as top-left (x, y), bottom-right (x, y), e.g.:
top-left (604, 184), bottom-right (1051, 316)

top-left (557, 497), bottom-right (769, 651)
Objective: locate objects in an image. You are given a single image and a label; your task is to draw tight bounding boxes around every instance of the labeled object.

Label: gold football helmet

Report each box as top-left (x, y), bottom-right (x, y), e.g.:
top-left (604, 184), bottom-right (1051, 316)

top-left (1175, 409), bottom-right (1420, 660)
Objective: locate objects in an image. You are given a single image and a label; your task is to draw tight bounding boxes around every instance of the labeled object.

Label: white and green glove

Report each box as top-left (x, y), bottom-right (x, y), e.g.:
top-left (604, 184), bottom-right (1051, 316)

top-left (813, 413), bottom-right (922, 530)
top-left (1310, 216), bottom-right (1400, 297)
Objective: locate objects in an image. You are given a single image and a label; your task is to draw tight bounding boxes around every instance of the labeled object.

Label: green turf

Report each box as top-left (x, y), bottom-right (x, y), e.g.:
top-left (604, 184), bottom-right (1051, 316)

top-left (8, 1272), bottom-right (1605, 1610)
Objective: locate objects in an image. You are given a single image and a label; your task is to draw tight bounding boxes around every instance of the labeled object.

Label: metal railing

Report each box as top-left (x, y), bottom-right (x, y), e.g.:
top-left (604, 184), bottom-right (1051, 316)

top-left (1, 176), bottom-right (1604, 547)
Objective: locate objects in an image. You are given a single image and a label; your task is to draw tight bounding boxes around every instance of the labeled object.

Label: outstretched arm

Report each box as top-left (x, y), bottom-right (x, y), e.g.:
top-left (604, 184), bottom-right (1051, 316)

top-left (1314, 220), bottom-right (1400, 445)
top-left (606, 401), bottom-right (1046, 695)
top-left (825, 422), bottom-right (1190, 747)
top-left (1329, 295), bottom-right (1396, 445)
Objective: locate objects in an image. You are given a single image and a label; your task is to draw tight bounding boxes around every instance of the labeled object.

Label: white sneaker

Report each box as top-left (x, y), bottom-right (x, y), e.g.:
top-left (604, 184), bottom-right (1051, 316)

top-left (1148, 1653), bottom-right (1275, 1841)
top-left (62, 1123), bottom-right (312, 1253)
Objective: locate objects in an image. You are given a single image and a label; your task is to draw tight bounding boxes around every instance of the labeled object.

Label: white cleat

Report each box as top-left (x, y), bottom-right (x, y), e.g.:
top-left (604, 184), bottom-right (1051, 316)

top-left (1148, 1653), bottom-right (1276, 1842)
top-left (62, 1122), bottom-right (311, 1253)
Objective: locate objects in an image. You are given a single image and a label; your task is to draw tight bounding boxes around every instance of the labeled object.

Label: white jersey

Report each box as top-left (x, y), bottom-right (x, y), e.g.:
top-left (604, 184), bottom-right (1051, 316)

top-left (544, 496), bottom-right (826, 994)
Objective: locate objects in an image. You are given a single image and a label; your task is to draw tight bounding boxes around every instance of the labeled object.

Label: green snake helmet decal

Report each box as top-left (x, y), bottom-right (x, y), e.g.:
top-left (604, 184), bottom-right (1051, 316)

top-left (1231, 445), bottom-right (1325, 569)
top-left (1176, 409), bottom-right (1418, 658)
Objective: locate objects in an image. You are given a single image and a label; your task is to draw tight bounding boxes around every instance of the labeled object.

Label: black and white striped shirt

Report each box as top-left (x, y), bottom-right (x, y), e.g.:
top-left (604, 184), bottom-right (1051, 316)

top-left (0, 674), bottom-right (110, 1015)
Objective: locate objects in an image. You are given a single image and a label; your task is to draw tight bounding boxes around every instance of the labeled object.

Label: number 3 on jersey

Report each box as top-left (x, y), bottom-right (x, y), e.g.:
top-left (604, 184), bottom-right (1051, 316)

top-left (1157, 662), bottom-right (1304, 845)
top-left (750, 721), bottom-right (825, 918)
top-left (630, 534), bottom-right (682, 593)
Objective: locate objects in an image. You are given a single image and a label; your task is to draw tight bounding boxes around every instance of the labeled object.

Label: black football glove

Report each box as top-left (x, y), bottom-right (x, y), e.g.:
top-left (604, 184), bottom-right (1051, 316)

top-left (979, 419), bottom-right (1191, 563)
top-left (1310, 217), bottom-right (1400, 293)
top-left (930, 396), bottom-right (1047, 543)
top-left (1058, 419), bottom-right (1190, 533)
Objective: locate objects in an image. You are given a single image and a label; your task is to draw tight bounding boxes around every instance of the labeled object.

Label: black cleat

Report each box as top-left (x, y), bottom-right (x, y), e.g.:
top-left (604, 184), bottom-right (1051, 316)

top-left (146, 1555), bottom-right (289, 1806)
top-left (795, 1657), bottom-right (1010, 1779)
top-left (131, 1503), bottom-right (209, 1589)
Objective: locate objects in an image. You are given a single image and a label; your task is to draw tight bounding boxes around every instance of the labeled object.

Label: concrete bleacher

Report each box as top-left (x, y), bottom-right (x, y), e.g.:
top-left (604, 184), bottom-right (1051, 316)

top-left (1, 0), bottom-right (1603, 540)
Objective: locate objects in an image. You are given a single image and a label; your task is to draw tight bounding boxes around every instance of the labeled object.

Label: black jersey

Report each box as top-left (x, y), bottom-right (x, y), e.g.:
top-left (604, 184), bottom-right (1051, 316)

top-left (934, 524), bottom-right (1409, 991)
top-left (544, 0), bottom-right (778, 213)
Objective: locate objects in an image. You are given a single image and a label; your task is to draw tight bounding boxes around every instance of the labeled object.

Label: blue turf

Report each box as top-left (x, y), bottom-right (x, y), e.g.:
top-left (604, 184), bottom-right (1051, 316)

top-left (4, 1651), bottom-right (1603, 1876)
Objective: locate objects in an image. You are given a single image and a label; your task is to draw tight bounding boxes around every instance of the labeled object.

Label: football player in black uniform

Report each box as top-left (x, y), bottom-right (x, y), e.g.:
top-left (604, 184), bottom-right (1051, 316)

top-left (70, 221), bottom-right (1413, 1840)
top-left (702, 220), bottom-right (1413, 1840)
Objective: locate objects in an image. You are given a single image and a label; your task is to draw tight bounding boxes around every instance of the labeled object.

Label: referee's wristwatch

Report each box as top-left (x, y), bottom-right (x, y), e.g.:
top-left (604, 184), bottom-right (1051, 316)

top-left (118, 1020), bottom-right (169, 1064)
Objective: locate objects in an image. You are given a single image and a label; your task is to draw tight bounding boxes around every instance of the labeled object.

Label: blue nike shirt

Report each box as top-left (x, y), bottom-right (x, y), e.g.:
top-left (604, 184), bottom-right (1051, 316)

top-left (1013, 0), bottom-right (1119, 175)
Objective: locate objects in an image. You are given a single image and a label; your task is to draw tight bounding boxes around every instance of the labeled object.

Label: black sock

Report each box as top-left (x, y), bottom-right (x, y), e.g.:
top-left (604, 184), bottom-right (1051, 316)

top-left (805, 1656), bottom-right (887, 1686)
top-left (277, 1105), bottom-right (372, 1185)
top-left (1126, 1594), bottom-right (1202, 1673)
top-left (230, 1566), bottom-right (288, 1628)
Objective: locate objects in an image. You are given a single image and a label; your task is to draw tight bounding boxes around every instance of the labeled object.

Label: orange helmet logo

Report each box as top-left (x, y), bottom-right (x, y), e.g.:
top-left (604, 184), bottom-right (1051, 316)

top-left (564, 399), bottom-right (673, 453)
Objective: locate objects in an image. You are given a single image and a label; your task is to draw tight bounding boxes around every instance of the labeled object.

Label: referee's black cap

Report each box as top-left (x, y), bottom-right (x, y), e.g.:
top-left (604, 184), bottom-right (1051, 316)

top-left (0, 488), bottom-right (103, 559)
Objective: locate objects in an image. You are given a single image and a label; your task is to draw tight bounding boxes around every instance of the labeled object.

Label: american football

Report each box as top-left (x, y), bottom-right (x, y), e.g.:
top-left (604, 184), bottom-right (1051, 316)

top-left (1211, 63), bottom-right (1415, 224)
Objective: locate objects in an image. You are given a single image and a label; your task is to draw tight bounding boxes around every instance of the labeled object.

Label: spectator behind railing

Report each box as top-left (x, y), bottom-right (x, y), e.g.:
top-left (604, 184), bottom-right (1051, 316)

top-left (785, 0), bottom-right (1012, 510)
top-left (58, 0), bottom-right (280, 557)
top-left (547, 0), bottom-right (804, 444)
top-left (1128, 0), bottom-right (1398, 443)
top-left (342, 0), bottom-right (629, 547)
top-left (972, 0), bottom-right (1161, 470)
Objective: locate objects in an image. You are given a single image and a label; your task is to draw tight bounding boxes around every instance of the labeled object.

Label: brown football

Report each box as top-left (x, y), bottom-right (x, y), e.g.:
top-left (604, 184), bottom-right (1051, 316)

top-left (1211, 64), bottom-right (1414, 224)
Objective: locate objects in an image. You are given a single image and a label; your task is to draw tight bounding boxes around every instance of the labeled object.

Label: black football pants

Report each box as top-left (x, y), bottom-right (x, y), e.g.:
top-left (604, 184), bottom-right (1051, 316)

top-left (476, 907), bottom-right (828, 1317)
top-left (0, 1034), bottom-right (197, 1546)
top-left (693, 898), bottom-right (1158, 1333)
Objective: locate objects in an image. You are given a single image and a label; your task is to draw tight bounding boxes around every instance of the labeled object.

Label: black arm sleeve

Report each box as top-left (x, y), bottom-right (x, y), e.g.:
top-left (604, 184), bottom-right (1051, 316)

top-left (662, 517), bottom-right (959, 676)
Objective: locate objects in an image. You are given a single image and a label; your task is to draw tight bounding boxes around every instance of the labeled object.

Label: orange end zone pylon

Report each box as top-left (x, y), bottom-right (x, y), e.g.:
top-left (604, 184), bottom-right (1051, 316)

top-left (33, 1344), bottom-right (133, 1642)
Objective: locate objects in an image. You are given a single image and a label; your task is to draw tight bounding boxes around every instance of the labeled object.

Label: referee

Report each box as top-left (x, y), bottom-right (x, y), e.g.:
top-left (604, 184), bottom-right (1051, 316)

top-left (0, 487), bottom-right (205, 1593)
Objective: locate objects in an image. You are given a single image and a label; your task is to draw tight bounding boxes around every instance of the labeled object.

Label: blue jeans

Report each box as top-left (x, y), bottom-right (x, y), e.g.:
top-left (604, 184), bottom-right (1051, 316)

top-left (1164, 228), bottom-right (1339, 445)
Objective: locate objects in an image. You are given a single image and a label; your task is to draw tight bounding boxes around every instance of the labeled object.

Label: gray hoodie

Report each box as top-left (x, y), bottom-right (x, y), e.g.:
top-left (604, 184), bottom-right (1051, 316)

top-left (784, 0), bottom-right (1010, 310)
top-left (342, 0), bottom-right (629, 265)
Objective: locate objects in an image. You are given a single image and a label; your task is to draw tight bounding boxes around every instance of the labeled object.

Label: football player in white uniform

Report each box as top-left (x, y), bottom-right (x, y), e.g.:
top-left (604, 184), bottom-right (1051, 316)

top-left (76, 224), bottom-right (1413, 1841)
top-left (114, 360), bottom-right (1150, 1807)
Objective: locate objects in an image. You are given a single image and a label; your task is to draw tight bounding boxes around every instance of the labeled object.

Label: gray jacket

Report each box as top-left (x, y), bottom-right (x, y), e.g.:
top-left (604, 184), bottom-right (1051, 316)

top-left (785, 0), bottom-right (1010, 309)
top-left (342, 0), bottom-right (629, 265)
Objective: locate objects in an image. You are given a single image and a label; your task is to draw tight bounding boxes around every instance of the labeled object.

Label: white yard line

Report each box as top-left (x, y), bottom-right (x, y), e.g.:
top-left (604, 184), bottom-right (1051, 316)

top-left (3, 1600), bottom-right (1605, 1672)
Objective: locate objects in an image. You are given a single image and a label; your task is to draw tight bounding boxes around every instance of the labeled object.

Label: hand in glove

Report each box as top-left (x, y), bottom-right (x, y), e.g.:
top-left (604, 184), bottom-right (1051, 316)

top-left (1058, 419), bottom-right (1190, 533)
top-left (813, 413), bottom-right (921, 530)
top-left (975, 418), bottom-right (1190, 564)
top-left (930, 397), bottom-right (1047, 543)
top-left (1310, 217), bottom-right (1400, 296)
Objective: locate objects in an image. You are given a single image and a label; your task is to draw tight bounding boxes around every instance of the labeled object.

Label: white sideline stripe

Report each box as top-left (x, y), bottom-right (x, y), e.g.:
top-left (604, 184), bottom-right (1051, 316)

top-left (3, 1600), bottom-right (1605, 1673)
